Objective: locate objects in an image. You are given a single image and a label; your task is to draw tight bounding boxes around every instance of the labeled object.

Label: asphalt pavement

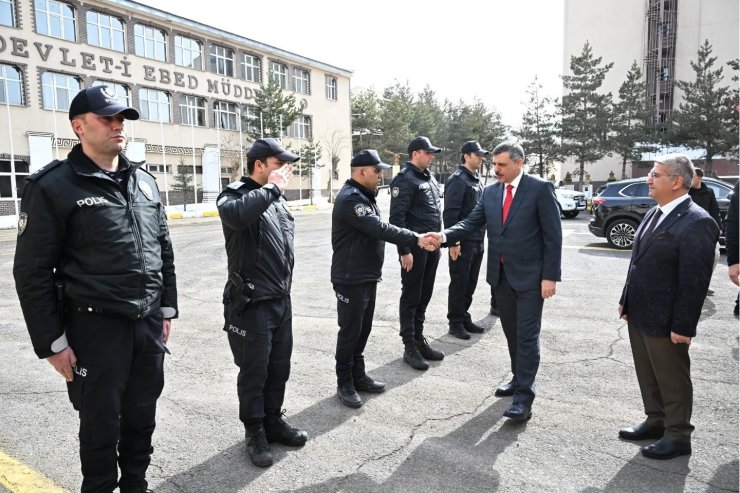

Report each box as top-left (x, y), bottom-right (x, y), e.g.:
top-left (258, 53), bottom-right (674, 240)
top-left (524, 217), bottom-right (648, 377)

top-left (0, 198), bottom-right (737, 492)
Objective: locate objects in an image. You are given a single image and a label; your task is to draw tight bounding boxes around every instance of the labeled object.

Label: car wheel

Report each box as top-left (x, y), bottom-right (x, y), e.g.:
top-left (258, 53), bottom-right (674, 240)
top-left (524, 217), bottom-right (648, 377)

top-left (606, 219), bottom-right (637, 249)
top-left (563, 210), bottom-right (579, 219)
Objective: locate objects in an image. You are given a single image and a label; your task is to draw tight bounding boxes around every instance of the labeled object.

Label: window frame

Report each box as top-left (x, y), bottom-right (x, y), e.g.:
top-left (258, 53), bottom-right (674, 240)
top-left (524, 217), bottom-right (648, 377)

top-left (270, 61), bottom-right (288, 89)
top-left (35, 0), bottom-right (77, 41)
top-left (241, 53), bottom-right (261, 83)
top-left (139, 87), bottom-right (171, 123)
top-left (0, 64), bottom-right (24, 106)
top-left (326, 76), bottom-right (337, 100)
top-left (179, 95), bottom-right (206, 127)
top-left (213, 100), bottom-right (238, 131)
top-left (92, 80), bottom-right (130, 107)
top-left (209, 45), bottom-right (234, 77)
top-left (134, 23), bottom-right (167, 62)
top-left (175, 34), bottom-right (202, 70)
top-left (289, 115), bottom-right (312, 140)
top-left (0, 0), bottom-right (15, 27)
top-left (291, 67), bottom-right (310, 94)
top-left (41, 71), bottom-right (80, 111)
top-left (86, 10), bottom-right (126, 52)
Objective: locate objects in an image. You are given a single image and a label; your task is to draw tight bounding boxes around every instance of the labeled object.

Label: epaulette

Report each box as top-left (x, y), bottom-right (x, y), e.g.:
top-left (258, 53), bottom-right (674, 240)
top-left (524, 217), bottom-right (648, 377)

top-left (26, 159), bottom-right (64, 182)
top-left (349, 187), bottom-right (361, 195)
top-left (227, 181), bottom-right (246, 190)
top-left (136, 163), bottom-right (156, 179)
top-left (452, 169), bottom-right (462, 176)
top-left (399, 167), bottom-right (409, 174)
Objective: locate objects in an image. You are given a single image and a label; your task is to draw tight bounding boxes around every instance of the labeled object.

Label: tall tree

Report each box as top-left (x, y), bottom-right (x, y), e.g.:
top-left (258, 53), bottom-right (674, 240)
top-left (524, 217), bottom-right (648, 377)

top-left (514, 76), bottom-right (560, 178)
top-left (560, 41), bottom-right (614, 191)
top-left (380, 82), bottom-right (414, 165)
top-left (171, 160), bottom-right (195, 211)
top-left (247, 75), bottom-right (303, 139)
top-left (612, 61), bottom-right (658, 179)
top-left (726, 58), bottom-right (739, 160)
top-left (323, 130), bottom-right (347, 202)
top-left (668, 40), bottom-right (739, 174)
top-left (350, 89), bottom-right (382, 153)
top-left (296, 138), bottom-right (323, 204)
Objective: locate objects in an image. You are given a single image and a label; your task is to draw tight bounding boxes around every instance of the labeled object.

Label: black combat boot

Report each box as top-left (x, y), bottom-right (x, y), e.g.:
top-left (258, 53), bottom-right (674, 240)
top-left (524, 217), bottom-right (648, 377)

top-left (417, 337), bottom-right (444, 361)
top-left (403, 344), bottom-right (429, 371)
top-left (245, 425), bottom-right (273, 467)
top-left (448, 324), bottom-right (471, 340)
top-left (463, 319), bottom-right (485, 334)
top-left (264, 409), bottom-right (308, 446)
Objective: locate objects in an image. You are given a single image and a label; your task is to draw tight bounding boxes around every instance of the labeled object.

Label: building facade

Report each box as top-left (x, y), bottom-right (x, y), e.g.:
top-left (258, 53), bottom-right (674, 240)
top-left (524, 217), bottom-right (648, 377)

top-left (0, 0), bottom-right (352, 217)
top-left (562, 0), bottom-right (739, 184)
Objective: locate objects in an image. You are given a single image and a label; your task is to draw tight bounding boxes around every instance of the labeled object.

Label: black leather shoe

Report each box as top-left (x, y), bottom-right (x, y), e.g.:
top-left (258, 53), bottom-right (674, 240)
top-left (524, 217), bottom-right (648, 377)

top-left (494, 380), bottom-right (515, 397)
top-left (641, 437), bottom-right (691, 460)
top-left (490, 306), bottom-right (499, 316)
top-left (354, 375), bottom-right (385, 393)
top-left (503, 403), bottom-right (532, 421)
top-left (264, 409), bottom-right (308, 446)
top-left (403, 346), bottom-right (429, 371)
top-left (246, 426), bottom-right (273, 467)
top-left (337, 383), bottom-right (363, 408)
top-left (417, 338), bottom-right (445, 361)
top-left (448, 324), bottom-right (471, 340)
top-left (618, 421), bottom-right (664, 441)
top-left (464, 320), bottom-right (484, 333)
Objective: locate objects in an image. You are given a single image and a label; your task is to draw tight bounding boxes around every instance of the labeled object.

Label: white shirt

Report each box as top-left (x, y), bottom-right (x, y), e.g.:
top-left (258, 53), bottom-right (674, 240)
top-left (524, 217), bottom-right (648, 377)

top-left (654, 194), bottom-right (690, 228)
top-left (502, 170), bottom-right (525, 205)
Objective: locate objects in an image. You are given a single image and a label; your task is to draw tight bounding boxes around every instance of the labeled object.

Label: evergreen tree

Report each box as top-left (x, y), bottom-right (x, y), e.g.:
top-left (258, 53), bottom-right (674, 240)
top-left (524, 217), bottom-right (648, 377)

top-left (668, 40), bottom-right (739, 174)
top-left (612, 61), bottom-right (658, 179)
top-left (560, 41), bottom-right (614, 191)
top-left (171, 160), bottom-right (195, 211)
top-left (379, 82), bottom-right (414, 165)
top-left (350, 89), bottom-right (383, 153)
top-left (247, 75), bottom-right (303, 139)
top-left (296, 138), bottom-right (323, 204)
top-left (514, 76), bottom-right (560, 178)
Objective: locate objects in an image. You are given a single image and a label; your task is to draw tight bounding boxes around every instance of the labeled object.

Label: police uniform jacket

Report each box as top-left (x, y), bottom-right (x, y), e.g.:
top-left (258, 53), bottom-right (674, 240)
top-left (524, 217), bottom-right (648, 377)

top-left (13, 144), bottom-right (178, 359)
top-left (332, 179), bottom-right (418, 286)
top-left (217, 177), bottom-right (294, 302)
top-left (443, 165), bottom-right (485, 248)
top-left (389, 162), bottom-right (442, 255)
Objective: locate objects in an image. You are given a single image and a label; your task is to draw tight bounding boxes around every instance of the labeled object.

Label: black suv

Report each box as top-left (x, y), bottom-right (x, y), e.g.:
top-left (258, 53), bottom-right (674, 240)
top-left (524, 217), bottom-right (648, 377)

top-left (588, 177), bottom-right (733, 249)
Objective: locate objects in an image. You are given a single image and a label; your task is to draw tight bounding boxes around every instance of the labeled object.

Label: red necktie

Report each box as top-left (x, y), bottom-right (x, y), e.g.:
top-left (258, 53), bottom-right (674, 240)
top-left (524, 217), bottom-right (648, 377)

top-left (502, 184), bottom-right (514, 222)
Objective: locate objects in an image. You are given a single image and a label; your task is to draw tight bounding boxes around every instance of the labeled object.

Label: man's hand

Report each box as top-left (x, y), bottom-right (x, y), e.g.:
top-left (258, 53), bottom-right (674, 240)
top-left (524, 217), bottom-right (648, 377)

top-left (541, 279), bottom-right (556, 299)
top-left (163, 318), bottom-right (172, 344)
top-left (729, 264), bottom-right (739, 286)
top-left (47, 346), bottom-right (77, 382)
top-left (449, 245), bottom-right (461, 261)
top-left (400, 253), bottom-right (414, 272)
top-left (267, 164), bottom-right (294, 189)
top-left (618, 304), bottom-right (628, 321)
top-left (418, 232), bottom-right (441, 251)
top-left (671, 331), bottom-right (692, 345)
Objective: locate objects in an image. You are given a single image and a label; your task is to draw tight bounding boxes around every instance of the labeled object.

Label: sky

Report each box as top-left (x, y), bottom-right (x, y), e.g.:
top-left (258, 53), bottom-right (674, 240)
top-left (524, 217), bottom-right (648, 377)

top-left (144, 0), bottom-right (565, 128)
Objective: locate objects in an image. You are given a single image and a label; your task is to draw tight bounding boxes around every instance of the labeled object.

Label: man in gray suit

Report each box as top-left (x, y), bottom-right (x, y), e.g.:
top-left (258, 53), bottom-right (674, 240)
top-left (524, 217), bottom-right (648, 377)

top-left (617, 154), bottom-right (718, 460)
top-left (441, 142), bottom-right (562, 421)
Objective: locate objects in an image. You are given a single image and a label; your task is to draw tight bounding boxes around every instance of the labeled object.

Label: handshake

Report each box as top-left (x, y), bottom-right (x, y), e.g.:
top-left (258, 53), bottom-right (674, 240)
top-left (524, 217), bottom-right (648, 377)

top-left (417, 232), bottom-right (443, 251)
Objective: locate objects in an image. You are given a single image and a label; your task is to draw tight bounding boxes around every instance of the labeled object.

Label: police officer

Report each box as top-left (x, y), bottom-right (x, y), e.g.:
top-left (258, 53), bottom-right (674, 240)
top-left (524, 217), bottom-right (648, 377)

top-left (217, 138), bottom-right (307, 468)
top-left (444, 141), bottom-right (489, 339)
top-left (13, 85), bottom-right (178, 493)
top-left (389, 136), bottom-right (446, 370)
top-left (332, 150), bottom-right (440, 408)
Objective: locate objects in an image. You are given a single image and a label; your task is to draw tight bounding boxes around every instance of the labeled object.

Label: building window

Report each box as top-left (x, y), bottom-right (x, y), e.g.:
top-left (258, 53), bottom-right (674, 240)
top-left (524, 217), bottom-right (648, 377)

top-left (242, 105), bottom-right (260, 134)
top-left (134, 24), bottom-right (166, 62)
top-left (241, 54), bottom-right (261, 83)
top-left (270, 62), bottom-right (287, 89)
top-left (289, 115), bottom-right (311, 140)
top-left (92, 81), bottom-right (130, 106)
top-left (86, 11), bottom-right (125, 52)
top-left (139, 88), bottom-right (170, 123)
top-left (292, 68), bottom-right (310, 94)
top-left (146, 164), bottom-right (171, 174)
top-left (0, 64), bottom-right (23, 106)
top-left (35, 0), bottom-right (76, 41)
top-left (326, 76), bottom-right (337, 100)
top-left (214, 101), bottom-right (237, 130)
top-left (41, 72), bottom-right (80, 110)
top-left (180, 95), bottom-right (206, 126)
top-left (209, 45), bottom-right (234, 77)
top-left (0, 0), bottom-right (15, 27)
top-left (175, 35), bottom-right (202, 70)
top-left (0, 160), bottom-right (29, 199)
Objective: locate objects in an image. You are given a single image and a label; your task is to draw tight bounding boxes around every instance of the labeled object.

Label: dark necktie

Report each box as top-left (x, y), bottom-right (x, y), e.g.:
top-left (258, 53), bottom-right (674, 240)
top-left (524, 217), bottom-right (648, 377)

top-left (502, 184), bottom-right (514, 222)
top-left (641, 208), bottom-right (663, 240)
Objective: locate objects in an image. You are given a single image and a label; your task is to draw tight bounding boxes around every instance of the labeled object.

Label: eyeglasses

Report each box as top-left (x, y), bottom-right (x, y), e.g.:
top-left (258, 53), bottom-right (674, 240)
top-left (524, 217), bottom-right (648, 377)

top-left (648, 171), bottom-right (675, 179)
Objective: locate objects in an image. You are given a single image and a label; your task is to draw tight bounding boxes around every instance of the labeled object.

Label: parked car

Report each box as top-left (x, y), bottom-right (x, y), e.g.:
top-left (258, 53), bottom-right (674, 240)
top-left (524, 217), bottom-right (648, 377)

top-left (555, 187), bottom-right (587, 219)
top-left (588, 177), bottom-right (733, 249)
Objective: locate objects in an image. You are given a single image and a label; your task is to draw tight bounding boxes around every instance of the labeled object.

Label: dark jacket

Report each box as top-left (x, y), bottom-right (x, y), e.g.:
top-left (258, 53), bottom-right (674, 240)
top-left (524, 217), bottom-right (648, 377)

top-left (443, 165), bottom-right (485, 248)
top-left (331, 179), bottom-right (418, 286)
top-left (217, 177), bottom-right (294, 302)
top-left (389, 162), bottom-right (442, 255)
top-left (444, 174), bottom-right (562, 291)
top-left (13, 145), bottom-right (177, 359)
top-left (688, 183), bottom-right (721, 227)
top-left (619, 198), bottom-right (719, 338)
top-left (726, 181), bottom-right (739, 266)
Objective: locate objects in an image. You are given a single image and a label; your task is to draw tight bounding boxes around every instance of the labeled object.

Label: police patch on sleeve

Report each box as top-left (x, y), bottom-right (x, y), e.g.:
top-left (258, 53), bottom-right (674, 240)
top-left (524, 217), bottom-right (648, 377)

top-left (17, 212), bottom-right (27, 236)
top-left (138, 181), bottom-right (154, 201)
top-left (354, 204), bottom-right (366, 216)
top-left (391, 187), bottom-right (400, 198)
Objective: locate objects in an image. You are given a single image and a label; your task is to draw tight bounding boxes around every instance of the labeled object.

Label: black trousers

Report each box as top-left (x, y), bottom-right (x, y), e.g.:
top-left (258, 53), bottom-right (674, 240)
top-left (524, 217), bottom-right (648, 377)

top-left (333, 282), bottom-right (377, 386)
top-left (447, 244), bottom-right (484, 325)
top-left (66, 310), bottom-right (165, 493)
top-left (399, 246), bottom-right (441, 345)
top-left (494, 265), bottom-right (543, 407)
top-left (227, 296), bottom-right (292, 427)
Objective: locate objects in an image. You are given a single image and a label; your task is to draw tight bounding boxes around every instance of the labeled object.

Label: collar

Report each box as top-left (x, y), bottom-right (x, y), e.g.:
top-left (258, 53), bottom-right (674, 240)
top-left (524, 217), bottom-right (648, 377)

top-left (241, 176), bottom-right (263, 190)
top-left (346, 178), bottom-right (377, 202)
top-left (68, 144), bottom-right (136, 177)
top-left (457, 164), bottom-right (480, 182)
top-left (658, 193), bottom-right (690, 217)
top-left (506, 170), bottom-right (524, 189)
top-left (404, 161), bottom-right (431, 180)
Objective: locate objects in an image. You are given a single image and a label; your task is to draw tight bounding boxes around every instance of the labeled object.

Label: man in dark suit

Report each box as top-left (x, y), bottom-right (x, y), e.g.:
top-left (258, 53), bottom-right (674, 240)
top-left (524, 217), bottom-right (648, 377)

top-left (441, 142), bottom-right (562, 421)
top-left (618, 154), bottom-right (718, 460)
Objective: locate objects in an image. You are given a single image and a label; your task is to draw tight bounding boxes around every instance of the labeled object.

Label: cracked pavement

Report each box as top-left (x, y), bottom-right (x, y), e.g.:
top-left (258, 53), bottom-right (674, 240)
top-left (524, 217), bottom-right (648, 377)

top-left (0, 197), bottom-right (737, 492)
